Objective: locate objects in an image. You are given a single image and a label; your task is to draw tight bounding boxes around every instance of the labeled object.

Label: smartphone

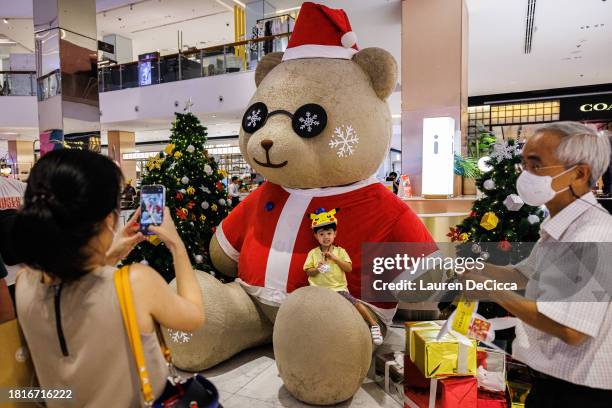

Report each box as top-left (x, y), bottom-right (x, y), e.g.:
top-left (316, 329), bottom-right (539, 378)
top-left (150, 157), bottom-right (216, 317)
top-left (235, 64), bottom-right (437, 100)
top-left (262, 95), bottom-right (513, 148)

top-left (139, 185), bottom-right (165, 235)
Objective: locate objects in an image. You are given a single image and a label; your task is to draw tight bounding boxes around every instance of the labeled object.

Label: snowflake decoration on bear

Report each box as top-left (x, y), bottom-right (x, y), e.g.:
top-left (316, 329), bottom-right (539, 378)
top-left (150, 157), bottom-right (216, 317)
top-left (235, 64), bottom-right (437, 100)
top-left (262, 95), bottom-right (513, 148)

top-left (298, 111), bottom-right (320, 133)
top-left (329, 125), bottom-right (359, 158)
top-left (490, 142), bottom-right (519, 163)
top-left (168, 329), bottom-right (193, 344)
top-left (246, 108), bottom-right (262, 129)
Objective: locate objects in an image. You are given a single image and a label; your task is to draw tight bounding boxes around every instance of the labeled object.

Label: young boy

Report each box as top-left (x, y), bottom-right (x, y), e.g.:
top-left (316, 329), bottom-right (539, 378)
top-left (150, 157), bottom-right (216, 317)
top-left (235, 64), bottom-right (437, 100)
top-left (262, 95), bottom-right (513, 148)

top-left (303, 208), bottom-right (384, 345)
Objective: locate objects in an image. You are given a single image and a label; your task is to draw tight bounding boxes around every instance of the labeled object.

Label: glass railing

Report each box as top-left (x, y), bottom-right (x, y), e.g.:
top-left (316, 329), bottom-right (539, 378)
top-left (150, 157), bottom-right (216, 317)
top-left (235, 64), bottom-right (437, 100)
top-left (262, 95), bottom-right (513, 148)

top-left (98, 32), bottom-right (290, 93)
top-left (37, 69), bottom-right (62, 101)
top-left (0, 71), bottom-right (36, 96)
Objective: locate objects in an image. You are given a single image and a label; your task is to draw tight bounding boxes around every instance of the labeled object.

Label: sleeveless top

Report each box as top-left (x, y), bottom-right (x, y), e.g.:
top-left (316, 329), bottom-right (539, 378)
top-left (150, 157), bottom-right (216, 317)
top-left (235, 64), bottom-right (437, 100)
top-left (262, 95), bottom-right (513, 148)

top-left (16, 266), bottom-right (168, 407)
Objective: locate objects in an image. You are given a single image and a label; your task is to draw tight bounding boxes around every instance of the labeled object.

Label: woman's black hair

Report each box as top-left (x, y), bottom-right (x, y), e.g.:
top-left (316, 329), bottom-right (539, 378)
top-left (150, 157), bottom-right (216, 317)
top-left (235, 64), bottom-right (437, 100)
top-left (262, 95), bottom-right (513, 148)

top-left (14, 149), bottom-right (123, 282)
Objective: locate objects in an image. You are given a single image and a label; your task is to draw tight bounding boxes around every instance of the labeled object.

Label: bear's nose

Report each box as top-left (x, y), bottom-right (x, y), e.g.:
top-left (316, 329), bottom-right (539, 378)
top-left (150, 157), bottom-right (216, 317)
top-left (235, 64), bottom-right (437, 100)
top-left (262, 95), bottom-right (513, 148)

top-left (260, 139), bottom-right (274, 152)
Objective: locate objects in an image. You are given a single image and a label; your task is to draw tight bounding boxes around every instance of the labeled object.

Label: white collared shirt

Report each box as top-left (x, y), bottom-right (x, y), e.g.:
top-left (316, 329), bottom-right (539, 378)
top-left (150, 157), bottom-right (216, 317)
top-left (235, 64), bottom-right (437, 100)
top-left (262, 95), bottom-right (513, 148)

top-left (513, 192), bottom-right (612, 389)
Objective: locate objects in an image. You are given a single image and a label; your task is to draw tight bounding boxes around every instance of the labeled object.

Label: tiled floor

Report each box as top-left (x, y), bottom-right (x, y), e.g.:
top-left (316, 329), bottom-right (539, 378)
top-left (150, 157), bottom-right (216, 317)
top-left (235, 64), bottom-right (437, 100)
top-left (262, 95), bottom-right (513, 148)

top-left (200, 327), bottom-right (406, 408)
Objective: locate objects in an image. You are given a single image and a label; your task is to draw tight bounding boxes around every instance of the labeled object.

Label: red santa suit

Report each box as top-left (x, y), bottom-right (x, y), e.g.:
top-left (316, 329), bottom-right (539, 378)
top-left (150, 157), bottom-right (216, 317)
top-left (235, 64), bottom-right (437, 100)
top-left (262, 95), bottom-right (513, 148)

top-left (215, 176), bottom-right (435, 324)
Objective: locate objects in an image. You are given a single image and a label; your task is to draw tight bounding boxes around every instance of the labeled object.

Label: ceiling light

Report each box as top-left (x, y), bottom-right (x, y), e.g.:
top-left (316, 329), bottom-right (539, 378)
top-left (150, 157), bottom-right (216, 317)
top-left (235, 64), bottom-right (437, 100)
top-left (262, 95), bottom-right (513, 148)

top-left (2, 19), bottom-right (8, 24)
top-left (391, 114), bottom-right (401, 118)
top-left (231, 0), bottom-right (246, 8)
top-left (276, 6), bottom-right (301, 13)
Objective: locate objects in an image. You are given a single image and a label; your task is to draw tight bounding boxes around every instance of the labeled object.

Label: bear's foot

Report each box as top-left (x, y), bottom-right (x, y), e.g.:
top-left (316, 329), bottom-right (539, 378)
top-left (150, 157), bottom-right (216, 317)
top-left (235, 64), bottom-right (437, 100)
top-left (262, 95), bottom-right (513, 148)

top-left (163, 272), bottom-right (273, 371)
top-left (273, 286), bottom-right (372, 405)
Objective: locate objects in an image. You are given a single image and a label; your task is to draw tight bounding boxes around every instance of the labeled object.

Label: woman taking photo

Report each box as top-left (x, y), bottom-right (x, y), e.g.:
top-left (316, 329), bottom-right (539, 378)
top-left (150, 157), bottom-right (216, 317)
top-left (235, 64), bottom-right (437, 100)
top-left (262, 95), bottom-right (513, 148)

top-left (13, 149), bottom-right (204, 407)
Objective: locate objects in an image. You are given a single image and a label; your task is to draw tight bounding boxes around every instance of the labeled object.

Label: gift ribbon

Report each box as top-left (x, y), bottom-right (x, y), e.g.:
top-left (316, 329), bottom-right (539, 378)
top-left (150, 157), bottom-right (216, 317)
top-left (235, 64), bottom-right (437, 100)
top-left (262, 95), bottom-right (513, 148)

top-left (383, 352), bottom-right (404, 393)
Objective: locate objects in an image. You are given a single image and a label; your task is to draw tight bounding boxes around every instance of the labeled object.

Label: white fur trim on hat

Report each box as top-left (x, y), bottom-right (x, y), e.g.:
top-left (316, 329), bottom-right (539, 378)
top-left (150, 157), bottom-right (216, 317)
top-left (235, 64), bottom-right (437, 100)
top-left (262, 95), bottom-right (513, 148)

top-left (282, 44), bottom-right (358, 61)
top-left (341, 31), bottom-right (357, 48)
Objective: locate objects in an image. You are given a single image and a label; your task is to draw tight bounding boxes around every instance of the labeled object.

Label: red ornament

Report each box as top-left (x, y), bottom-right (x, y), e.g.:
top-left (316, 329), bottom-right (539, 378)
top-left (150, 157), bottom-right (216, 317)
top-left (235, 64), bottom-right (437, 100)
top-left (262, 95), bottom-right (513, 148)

top-left (498, 240), bottom-right (512, 252)
top-left (446, 227), bottom-right (461, 242)
top-left (469, 211), bottom-right (477, 218)
top-left (212, 226), bottom-right (216, 233)
top-left (176, 208), bottom-right (188, 220)
top-left (187, 201), bottom-right (195, 209)
top-left (216, 181), bottom-right (223, 191)
top-left (176, 192), bottom-right (184, 200)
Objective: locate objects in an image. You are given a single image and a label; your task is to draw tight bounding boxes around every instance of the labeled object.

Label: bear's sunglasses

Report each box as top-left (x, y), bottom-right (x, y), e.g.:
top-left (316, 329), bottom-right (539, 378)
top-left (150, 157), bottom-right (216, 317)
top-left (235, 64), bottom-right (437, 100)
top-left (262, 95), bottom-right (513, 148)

top-left (242, 102), bottom-right (328, 138)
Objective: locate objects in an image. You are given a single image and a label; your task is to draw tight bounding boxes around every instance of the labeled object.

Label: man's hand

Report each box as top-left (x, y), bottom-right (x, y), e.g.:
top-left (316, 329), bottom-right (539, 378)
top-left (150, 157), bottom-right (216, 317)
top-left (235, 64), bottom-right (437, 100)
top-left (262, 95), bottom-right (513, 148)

top-left (106, 208), bottom-right (146, 266)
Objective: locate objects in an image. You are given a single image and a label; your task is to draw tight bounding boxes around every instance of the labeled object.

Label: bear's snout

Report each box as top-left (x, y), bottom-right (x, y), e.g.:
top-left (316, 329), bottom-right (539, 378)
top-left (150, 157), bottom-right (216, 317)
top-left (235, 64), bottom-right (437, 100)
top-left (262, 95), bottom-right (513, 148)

top-left (260, 139), bottom-right (274, 152)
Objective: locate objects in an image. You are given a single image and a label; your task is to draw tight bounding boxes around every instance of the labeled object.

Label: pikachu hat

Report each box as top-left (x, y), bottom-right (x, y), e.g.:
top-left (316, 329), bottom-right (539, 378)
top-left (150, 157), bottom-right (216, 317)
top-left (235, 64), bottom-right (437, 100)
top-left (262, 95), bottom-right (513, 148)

top-left (310, 208), bottom-right (339, 229)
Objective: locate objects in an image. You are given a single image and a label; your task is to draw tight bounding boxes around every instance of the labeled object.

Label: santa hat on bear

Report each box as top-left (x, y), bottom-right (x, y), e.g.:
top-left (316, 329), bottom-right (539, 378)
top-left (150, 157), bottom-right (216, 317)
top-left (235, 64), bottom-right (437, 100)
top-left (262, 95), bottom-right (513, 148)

top-left (282, 2), bottom-right (358, 62)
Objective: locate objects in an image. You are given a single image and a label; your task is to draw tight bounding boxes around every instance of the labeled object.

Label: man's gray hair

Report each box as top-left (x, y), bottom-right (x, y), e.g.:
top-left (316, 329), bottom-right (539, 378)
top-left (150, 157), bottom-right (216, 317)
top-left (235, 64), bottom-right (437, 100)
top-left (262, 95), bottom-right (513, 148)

top-left (536, 121), bottom-right (611, 186)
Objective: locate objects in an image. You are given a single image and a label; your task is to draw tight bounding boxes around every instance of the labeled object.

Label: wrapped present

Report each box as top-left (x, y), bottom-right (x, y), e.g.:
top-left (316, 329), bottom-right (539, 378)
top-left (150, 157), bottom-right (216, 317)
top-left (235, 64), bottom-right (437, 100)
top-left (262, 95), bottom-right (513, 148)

top-left (374, 351), bottom-right (404, 405)
top-left (406, 321), bottom-right (444, 363)
top-left (477, 390), bottom-right (507, 408)
top-left (440, 377), bottom-right (477, 408)
top-left (476, 348), bottom-right (506, 393)
top-left (404, 377), bottom-right (477, 408)
top-left (413, 329), bottom-right (477, 378)
top-left (404, 352), bottom-right (431, 389)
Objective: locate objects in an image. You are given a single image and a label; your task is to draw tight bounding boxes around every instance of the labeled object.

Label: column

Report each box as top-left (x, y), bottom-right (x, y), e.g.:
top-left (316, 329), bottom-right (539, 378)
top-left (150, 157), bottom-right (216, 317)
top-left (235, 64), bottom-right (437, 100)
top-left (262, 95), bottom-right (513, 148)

top-left (7, 140), bottom-right (35, 181)
top-left (107, 130), bottom-right (136, 182)
top-left (401, 0), bottom-right (468, 197)
top-left (34, 0), bottom-right (100, 151)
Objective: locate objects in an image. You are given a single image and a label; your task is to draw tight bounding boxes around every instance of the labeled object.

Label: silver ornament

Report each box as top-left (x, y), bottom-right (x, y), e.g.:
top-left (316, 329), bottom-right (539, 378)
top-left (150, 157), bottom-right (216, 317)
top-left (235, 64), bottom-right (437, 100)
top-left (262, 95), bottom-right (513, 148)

top-left (194, 254), bottom-right (203, 263)
top-left (140, 259), bottom-right (149, 265)
top-left (471, 243), bottom-right (482, 254)
top-left (527, 214), bottom-right (540, 225)
top-left (503, 194), bottom-right (524, 211)
top-left (181, 176), bottom-right (190, 185)
top-left (204, 164), bottom-right (213, 175)
top-left (218, 198), bottom-right (226, 206)
top-left (483, 179), bottom-right (496, 190)
top-left (480, 251), bottom-right (490, 261)
top-left (201, 201), bottom-right (210, 209)
top-left (186, 145), bottom-right (195, 153)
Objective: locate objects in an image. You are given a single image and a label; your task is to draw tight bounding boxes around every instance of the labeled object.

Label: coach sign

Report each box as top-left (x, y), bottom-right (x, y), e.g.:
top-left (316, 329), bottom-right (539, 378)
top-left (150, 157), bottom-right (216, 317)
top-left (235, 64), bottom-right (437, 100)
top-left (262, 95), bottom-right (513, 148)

top-left (561, 95), bottom-right (612, 121)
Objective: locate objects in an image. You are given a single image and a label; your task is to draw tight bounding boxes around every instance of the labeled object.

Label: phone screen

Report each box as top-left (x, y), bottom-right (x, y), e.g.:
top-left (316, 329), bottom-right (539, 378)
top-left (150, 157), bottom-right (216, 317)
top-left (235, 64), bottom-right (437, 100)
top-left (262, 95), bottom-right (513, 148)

top-left (140, 185), bottom-right (165, 235)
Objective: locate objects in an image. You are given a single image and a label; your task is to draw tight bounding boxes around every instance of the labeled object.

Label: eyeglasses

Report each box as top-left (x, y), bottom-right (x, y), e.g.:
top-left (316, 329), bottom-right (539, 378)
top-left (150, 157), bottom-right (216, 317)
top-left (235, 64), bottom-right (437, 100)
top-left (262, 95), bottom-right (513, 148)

top-left (241, 102), bottom-right (328, 138)
top-left (516, 162), bottom-right (568, 173)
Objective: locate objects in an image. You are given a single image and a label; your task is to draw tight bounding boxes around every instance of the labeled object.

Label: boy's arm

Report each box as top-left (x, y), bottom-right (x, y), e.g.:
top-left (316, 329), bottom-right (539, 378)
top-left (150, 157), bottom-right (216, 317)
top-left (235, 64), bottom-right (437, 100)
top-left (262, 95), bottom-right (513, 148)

top-left (327, 250), bottom-right (352, 273)
top-left (305, 267), bottom-right (320, 277)
top-left (333, 258), bottom-right (352, 273)
top-left (304, 250), bottom-right (321, 277)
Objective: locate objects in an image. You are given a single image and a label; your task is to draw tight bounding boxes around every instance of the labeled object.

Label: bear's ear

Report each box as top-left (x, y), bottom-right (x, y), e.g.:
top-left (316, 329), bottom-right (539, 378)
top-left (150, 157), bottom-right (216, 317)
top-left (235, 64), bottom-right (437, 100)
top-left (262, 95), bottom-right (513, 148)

top-left (352, 47), bottom-right (398, 100)
top-left (255, 52), bottom-right (284, 87)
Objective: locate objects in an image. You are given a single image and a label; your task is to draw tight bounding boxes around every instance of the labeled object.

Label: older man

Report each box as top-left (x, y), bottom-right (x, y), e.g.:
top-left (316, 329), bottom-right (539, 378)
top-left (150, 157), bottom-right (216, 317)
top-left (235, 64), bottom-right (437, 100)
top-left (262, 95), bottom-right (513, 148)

top-left (466, 122), bottom-right (612, 407)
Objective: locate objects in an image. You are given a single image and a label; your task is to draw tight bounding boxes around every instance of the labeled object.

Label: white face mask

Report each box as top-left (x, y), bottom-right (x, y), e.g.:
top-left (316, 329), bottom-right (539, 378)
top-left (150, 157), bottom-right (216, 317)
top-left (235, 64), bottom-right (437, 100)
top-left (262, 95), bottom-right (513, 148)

top-left (516, 166), bottom-right (575, 207)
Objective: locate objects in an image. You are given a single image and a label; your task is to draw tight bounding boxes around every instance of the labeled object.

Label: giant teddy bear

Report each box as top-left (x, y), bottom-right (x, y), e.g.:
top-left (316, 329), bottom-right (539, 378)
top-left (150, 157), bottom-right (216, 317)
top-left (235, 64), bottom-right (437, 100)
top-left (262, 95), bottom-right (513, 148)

top-left (164, 2), bottom-right (434, 405)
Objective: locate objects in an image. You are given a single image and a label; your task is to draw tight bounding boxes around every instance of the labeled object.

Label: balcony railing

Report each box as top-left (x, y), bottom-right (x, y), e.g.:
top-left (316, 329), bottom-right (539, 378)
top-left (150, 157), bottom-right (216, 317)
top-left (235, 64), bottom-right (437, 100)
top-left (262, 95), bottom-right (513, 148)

top-left (98, 32), bottom-right (290, 93)
top-left (0, 71), bottom-right (36, 96)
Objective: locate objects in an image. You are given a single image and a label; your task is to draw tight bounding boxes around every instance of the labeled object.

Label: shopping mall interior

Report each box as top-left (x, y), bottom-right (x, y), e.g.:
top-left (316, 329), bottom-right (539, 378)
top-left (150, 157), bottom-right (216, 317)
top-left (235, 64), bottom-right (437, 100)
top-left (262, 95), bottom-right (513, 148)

top-left (1, 0), bottom-right (612, 407)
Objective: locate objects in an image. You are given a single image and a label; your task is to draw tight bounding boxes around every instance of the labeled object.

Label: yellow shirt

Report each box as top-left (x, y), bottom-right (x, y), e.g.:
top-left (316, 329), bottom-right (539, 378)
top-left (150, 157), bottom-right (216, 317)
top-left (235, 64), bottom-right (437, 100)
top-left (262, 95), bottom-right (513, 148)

top-left (303, 245), bottom-right (352, 291)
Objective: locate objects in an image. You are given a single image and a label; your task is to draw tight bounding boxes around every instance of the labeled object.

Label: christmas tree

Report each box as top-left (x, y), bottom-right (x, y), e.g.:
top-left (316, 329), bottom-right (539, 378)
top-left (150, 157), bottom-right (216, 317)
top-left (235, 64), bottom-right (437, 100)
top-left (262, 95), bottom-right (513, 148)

top-left (123, 110), bottom-right (229, 281)
top-left (448, 139), bottom-right (544, 265)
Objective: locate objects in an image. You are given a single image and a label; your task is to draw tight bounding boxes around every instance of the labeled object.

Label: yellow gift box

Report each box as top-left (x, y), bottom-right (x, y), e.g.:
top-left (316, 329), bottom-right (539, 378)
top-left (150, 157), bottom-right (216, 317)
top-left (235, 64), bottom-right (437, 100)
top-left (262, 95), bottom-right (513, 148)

top-left (480, 211), bottom-right (499, 230)
top-left (413, 328), bottom-right (477, 378)
top-left (405, 321), bottom-right (444, 363)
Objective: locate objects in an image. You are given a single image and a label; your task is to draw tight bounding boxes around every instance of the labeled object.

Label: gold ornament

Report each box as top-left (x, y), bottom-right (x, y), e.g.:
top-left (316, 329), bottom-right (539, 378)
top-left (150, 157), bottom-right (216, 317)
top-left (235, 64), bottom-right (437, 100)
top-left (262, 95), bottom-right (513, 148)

top-left (174, 151), bottom-right (183, 159)
top-left (200, 214), bottom-right (206, 222)
top-left (211, 204), bottom-right (218, 212)
top-left (459, 232), bottom-right (470, 241)
top-left (164, 144), bottom-right (175, 155)
top-left (186, 186), bottom-right (195, 195)
top-left (480, 212), bottom-right (499, 231)
top-left (149, 235), bottom-right (162, 246)
top-left (218, 168), bottom-right (228, 178)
